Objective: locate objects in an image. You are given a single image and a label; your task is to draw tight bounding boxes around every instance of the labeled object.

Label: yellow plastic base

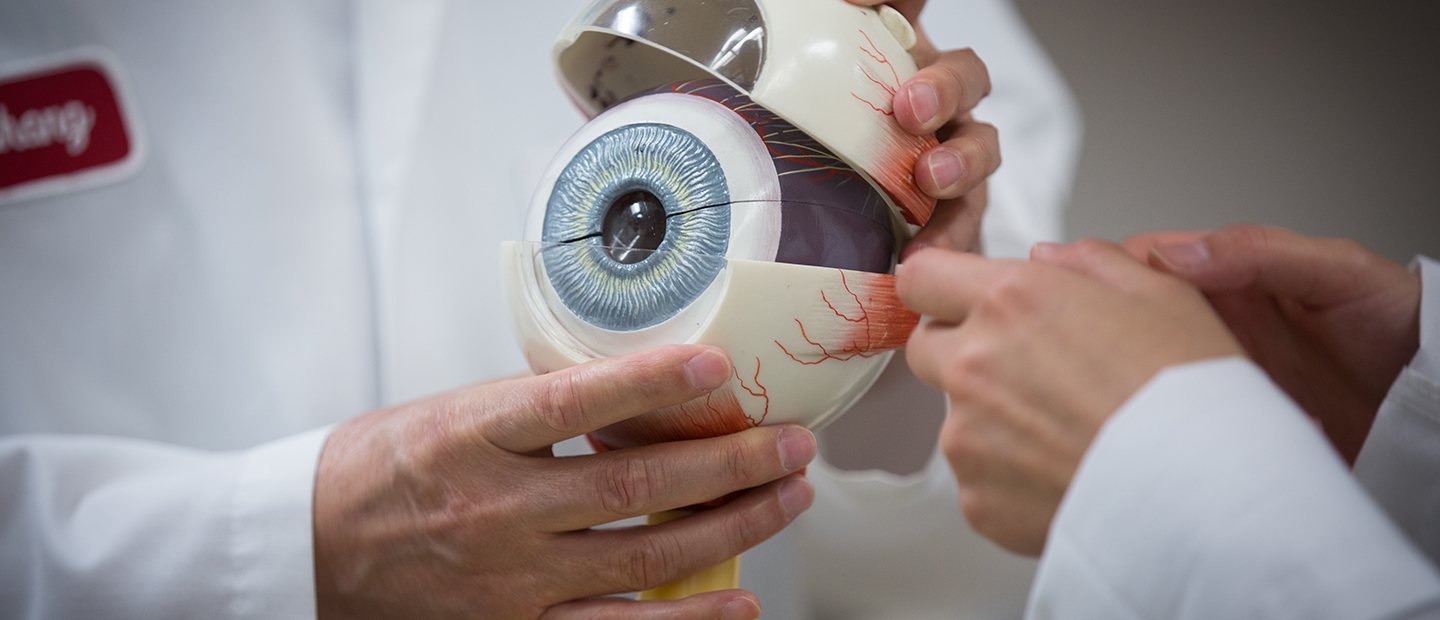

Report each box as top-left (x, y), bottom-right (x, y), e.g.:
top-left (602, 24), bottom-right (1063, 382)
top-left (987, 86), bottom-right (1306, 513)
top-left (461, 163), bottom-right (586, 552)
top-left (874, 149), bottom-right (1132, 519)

top-left (636, 510), bottom-right (742, 600)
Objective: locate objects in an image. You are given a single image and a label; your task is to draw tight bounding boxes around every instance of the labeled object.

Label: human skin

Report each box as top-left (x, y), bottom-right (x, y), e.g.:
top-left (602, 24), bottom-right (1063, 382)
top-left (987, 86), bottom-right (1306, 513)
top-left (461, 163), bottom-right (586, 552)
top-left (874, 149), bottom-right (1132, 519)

top-left (1116, 225), bottom-right (1422, 464)
top-left (310, 4), bottom-right (1005, 614)
top-left (312, 345), bottom-right (818, 620)
top-left (847, 0), bottom-right (1003, 257)
top-left (898, 240), bottom-right (1243, 554)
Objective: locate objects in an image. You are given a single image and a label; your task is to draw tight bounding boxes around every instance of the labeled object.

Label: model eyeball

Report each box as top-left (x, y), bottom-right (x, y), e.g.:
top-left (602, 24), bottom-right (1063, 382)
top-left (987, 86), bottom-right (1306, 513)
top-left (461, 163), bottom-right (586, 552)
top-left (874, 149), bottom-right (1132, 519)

top-left (506, 80), bottom-right (918, 440)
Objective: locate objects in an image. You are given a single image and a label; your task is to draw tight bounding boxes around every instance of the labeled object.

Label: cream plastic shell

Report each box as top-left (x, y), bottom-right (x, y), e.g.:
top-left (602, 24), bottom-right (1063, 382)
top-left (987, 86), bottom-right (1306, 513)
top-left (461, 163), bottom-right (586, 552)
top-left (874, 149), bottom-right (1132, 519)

top-left (503, 241), bottom-right (893, 431)
top-left (554, 0), bottom-right (937, 227)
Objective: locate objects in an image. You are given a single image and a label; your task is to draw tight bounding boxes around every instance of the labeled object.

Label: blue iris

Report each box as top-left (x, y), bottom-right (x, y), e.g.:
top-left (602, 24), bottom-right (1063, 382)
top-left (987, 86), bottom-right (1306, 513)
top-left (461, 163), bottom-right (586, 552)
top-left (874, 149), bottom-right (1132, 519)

top-left (542, 123), bottom-right (730, 331)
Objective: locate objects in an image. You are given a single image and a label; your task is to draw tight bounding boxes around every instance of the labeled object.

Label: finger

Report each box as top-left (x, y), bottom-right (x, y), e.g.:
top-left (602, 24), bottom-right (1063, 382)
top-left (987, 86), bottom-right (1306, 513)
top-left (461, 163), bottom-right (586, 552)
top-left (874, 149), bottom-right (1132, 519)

top-left (557, 475), bottom-right (814, 596)
top-left (904, 317), bottom-right (961, 390)
top-left (542, 591), bottom-right (761, 620)
top-left (897, 248), bottom-right (1027, 322)
top-left (531, 425), bottom-right (816, 531)
top-left (902, 183), bottom-right (988, 260)
top-left (893, 48), bottom-right (992, 136)
top-left (844, 0), bottom-right (928, 23)
top-left (1120, 230), bottom-right (1208, 262)
top-left (1148, 224), bottom-right (1405, 305)
top-left (1029, 239), bottom-right (1163, 294)
top-left (478, 345), bottom-right (734, 454)
top-left (913, 120), bottom-right (1000, 200)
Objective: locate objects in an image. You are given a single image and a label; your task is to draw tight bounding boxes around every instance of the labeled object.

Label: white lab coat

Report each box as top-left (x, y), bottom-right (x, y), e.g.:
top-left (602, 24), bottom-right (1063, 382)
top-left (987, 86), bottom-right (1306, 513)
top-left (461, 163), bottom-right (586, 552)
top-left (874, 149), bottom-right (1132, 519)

top-left (0, 1), bottom-right (1080, 619)
top-left (1027, 257), bottom-right (1440, 619)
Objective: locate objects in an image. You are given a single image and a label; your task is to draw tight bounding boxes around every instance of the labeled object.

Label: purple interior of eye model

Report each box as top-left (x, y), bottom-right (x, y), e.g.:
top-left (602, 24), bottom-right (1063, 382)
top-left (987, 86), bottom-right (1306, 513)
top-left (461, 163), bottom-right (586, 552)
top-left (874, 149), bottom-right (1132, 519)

top-left (633, 80), bottom-right (896, 273)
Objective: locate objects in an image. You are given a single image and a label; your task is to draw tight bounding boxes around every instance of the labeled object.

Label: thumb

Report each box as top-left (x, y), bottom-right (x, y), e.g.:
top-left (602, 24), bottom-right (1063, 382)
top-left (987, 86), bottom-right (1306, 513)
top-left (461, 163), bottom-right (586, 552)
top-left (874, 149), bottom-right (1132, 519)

top-left (1148, 224), bottom-right (1387, 306)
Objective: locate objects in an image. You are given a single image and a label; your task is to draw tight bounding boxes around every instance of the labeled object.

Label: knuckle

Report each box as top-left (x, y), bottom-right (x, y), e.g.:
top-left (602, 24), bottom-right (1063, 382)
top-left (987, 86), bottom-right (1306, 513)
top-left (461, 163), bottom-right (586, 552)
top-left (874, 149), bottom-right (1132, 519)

top-left (944, 47), bottom-right (981, 72)
top-left (962, 48), bottom-right (992, 89)
top-left (1329, 237), bottom-right (1370, 262)
top-left (630, 356), bottom-right (686, 402)
top-left (599, 456), bottom-right (664, 517)
top-left (722, 436), bottom-right (760, 486)
top-left (984, 268), bottom-right (1041, 316)
top-left (940, 425), bottom-right (974, 470)
top-left (537, 371), bottom-right (592, 439)
top-left (939, 346), bottom-right (993, 396)
top-left (957, 487), bottom-right (997, 536)
top-left (1069, 237), bottom-right (1112, 260)
top-left (1215, 223), bottom-right (1268, 253)
top-left (931, 48), bottom-right (991, 106)
top-left (978, 123), bottom-right (1002, 171)
top-left (898, 249), bottom-right (943, 295)
top-left (722, 489), bottom-right (784, 547)
top-left (933, 63), bottom-right (967, 102)
top-left (953, 138), bottom-right (991, 180)
top-left (616, 535), bottom-right (682, 591)
top-left (940, 416), bottom-right (989, 475)
top-left (725, 494), bottom-right (771, 549)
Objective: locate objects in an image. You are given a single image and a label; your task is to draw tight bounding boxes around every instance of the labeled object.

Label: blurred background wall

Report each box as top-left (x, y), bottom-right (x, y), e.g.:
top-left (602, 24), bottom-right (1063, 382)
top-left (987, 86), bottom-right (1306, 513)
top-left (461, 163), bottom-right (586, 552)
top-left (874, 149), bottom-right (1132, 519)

top-left (1011, 0), bottom-right (1440, 264)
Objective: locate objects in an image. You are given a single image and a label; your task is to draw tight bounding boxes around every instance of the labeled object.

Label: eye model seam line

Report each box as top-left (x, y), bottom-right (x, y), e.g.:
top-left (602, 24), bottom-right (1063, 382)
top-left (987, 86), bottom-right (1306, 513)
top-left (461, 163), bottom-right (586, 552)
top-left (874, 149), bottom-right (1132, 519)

top-left (554, 198), bottom-right (885, 245)
top-left (554, 199), bottom-right (737, 244)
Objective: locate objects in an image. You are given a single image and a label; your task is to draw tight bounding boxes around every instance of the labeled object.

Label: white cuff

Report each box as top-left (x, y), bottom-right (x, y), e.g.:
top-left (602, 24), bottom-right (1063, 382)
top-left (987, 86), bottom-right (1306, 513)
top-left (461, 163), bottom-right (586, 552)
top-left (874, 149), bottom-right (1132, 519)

top-left (229, 425), bottom-right (333, 620)
top-left (1411, 256), bottom-right (1440, 385)
top-left (1029, 357), bottom-right (1440, 620)
top-left (1356, 367), bottom-right (1440, 566)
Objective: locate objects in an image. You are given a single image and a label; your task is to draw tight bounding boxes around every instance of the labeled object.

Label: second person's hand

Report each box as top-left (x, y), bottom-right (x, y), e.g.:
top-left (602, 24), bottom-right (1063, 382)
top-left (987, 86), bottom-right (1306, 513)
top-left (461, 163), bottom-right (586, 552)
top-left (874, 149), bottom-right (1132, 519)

top-left (1115, 225), bottom-right (1422, 463)
top-left (900, 241), bottom-right (1241, 554)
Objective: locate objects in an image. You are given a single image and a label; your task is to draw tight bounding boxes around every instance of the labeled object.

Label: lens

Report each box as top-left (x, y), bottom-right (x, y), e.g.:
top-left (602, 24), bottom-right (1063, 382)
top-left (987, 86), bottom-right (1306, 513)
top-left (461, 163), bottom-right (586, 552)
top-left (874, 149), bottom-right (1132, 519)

top-left (601, 190), bottom-right (667, 264)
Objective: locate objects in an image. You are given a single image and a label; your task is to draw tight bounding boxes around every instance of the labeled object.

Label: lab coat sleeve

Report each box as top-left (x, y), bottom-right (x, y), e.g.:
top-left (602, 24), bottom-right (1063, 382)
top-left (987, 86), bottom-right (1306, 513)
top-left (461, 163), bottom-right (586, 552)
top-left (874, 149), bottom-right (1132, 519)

top-left (1356, 255), bottom-right (1440, 566)
top-left (0, 427), bottom-right (331, 620)
top-left (1027, 358), bottom-right (1440, 620)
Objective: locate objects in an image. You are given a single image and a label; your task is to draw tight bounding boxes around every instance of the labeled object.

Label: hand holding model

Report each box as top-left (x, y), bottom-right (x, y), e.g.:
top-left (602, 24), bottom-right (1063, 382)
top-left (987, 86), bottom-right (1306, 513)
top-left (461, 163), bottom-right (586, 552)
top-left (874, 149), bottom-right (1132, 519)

top-left (311, 345), bottom-right (816, 620)
top-left (901, 229), bottom-right (1425, 555)
top-left (847, 0), bottom-right (1003, 257)
top-left (898, 240), bottom-right (1244, 554)
top-left (1122, 225), bottom-right (1422, 463)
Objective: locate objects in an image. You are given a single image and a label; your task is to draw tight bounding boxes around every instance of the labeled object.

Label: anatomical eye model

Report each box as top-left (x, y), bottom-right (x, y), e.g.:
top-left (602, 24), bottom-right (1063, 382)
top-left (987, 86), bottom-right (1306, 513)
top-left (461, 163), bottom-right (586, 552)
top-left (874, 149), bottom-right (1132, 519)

top-left (501, 0), bottom-right (935, 599)
top-left (508, 79), bottom-right (917, 443)
top-left (507, 0), bottom-right (937, 439)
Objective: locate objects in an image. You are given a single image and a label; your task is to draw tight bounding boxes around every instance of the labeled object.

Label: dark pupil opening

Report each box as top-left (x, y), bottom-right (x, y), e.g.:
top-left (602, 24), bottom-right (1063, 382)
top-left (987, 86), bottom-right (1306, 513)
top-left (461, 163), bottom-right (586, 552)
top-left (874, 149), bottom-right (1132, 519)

top-left (601, 190), bottom-right (667, 264)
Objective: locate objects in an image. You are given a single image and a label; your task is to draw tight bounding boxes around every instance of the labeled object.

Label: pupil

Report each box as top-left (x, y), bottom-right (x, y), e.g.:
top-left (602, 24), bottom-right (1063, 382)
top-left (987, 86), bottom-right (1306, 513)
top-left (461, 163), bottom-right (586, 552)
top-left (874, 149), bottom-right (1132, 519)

top-left (601, 190), bottom-right (667, 264)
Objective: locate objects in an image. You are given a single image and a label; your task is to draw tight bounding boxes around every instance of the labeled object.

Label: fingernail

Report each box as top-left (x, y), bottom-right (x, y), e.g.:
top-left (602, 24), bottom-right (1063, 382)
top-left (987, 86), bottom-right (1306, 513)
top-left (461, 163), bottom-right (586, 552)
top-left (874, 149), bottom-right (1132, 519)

top-left (778, 426), bottom-right (817, 471)
top-left (723, 597), bottom-right (761, 620)
top-left (779, 477), bottom-right (814, 520)
top-left (1154, 240), bottom-right (1210, 269)
top-left (684, 349), bottom-right (731, 390)
top-left (927, 149), bottom-right (964, 191)
top-left (907, 81), bottom-right (940, 126)
top-left (1031, 241), bottom-right (1060, 261)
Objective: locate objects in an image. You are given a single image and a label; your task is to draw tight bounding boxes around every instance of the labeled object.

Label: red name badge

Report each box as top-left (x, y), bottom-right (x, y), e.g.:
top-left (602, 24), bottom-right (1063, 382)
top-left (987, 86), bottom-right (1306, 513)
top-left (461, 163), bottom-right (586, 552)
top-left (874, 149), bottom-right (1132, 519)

top-left (0, 48), bottom-right (144, 204)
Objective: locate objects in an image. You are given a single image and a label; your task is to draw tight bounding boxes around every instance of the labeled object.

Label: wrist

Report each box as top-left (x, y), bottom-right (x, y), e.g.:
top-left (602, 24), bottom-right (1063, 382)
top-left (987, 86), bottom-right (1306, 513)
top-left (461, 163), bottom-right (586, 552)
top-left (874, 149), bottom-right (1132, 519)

top-left (312, 414), bottom-right (384, 620)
